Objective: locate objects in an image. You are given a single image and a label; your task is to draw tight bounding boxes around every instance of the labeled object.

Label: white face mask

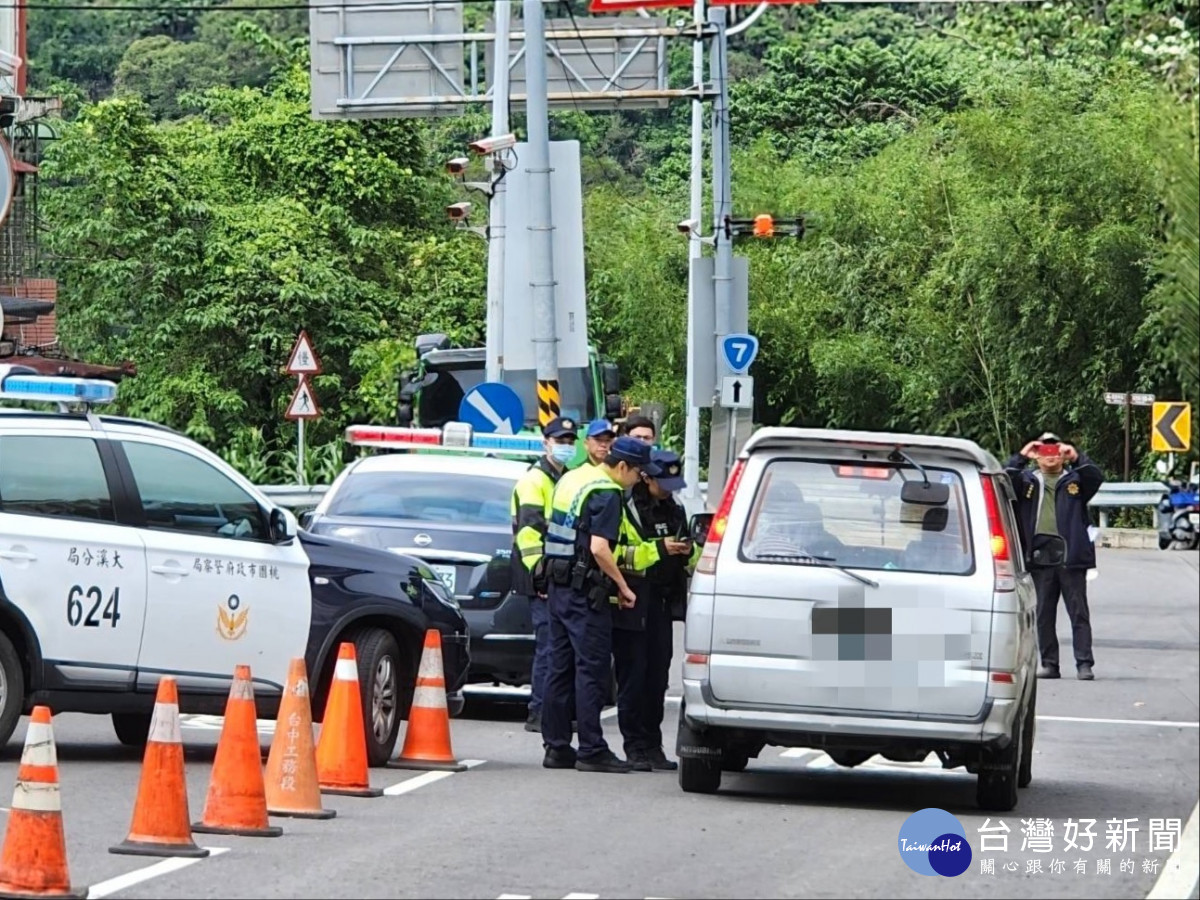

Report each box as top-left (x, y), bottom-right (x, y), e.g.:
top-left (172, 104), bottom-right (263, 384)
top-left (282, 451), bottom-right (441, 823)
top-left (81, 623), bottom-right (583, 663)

top-left (550, 444), bottom-right (576, 464)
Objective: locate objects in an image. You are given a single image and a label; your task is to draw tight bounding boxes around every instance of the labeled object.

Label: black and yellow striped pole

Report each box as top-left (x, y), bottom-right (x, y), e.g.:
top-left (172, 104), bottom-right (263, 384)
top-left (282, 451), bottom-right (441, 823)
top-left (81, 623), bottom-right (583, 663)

top-left (537, 378), bottom-right (561, 427)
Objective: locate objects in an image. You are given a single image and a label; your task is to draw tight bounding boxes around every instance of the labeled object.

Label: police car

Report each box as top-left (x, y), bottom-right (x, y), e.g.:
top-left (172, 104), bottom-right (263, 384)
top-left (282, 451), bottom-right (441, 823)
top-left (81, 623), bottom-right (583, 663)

top-left (302, 424), bottom-right (536, 687)
top-left (0, 366), bottom-right (470, 764)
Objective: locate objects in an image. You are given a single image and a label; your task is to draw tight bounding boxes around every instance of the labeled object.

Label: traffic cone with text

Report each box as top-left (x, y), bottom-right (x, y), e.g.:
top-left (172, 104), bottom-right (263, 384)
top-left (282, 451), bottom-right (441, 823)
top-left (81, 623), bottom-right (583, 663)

top-left (192, 665), bottom-right (283, 837)
top-left (388, 629), bottom-right (466, 772)
top-left (0, 706), bottom-right (88, 900)
top-left (315, 643), bottom-right (383, 797)
top-left (110, 677), bottom-right (209, 858)
top-left (264, 658), bottom-right (335, 819)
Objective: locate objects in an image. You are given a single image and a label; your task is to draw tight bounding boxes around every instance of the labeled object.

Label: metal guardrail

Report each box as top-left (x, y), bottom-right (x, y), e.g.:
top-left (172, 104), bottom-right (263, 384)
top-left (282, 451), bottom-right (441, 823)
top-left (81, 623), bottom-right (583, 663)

top-left (258, 481), bottom-right (1166, 528)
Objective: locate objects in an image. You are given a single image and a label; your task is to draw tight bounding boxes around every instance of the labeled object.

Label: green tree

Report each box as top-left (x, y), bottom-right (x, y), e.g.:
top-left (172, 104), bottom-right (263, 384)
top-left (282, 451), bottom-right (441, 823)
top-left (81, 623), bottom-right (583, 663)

top-left (114, 36), bottom-right (229, 119)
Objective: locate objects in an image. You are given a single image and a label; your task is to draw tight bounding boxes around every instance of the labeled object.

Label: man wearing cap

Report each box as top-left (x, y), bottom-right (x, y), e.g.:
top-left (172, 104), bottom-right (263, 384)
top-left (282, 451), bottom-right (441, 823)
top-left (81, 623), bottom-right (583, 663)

top-left (622, 449), bottom-right (696, 770)
top-left (1005, 432), bottom-right (1105, 681)
top-left (511, 416), bottom-right (579, 733)
top-left (581, 419), bottom-right (617, 468)
top-left (540, 436), bottom-right (659, 773)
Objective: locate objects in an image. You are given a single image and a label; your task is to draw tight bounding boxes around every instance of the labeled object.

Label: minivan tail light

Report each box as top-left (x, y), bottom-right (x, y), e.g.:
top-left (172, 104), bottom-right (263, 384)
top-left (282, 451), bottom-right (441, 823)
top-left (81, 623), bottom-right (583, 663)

top-left (981, 476), bottom-right (1016, 592)
top-left (696, 459), bottom-right (747, 575)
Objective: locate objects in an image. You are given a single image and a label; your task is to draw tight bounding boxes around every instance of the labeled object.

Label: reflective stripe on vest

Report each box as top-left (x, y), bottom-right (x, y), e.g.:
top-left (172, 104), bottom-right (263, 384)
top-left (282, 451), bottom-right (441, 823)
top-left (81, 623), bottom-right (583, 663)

top-left (544, 464), bottom-right (620, 559)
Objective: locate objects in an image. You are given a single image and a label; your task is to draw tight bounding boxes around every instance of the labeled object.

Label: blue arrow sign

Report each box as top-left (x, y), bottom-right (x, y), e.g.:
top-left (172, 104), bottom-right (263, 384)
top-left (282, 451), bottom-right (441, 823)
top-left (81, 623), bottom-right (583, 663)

top-left (721, 333), bottom-right (759, 375)
top-left (459, 382), bottom-right (526, 435)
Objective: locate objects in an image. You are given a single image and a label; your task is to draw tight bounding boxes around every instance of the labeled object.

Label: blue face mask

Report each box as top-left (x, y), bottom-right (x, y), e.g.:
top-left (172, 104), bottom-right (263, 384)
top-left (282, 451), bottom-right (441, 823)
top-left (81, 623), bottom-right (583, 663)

top-left (550, 444), bottom-right (576, 464)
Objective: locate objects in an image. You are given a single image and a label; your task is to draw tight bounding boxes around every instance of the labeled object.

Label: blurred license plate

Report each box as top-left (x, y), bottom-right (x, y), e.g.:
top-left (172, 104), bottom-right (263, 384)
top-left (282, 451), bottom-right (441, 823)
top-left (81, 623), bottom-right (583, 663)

top-left (431, 565), bottom-right (456, 591)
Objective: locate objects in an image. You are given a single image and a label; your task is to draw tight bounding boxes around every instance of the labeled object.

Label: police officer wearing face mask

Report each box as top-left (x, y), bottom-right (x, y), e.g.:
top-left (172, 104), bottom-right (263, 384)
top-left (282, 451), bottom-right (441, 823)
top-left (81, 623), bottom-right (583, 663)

top-left (510, 416), bottom-right (579, 732)
top-left (540, 436), bottom-right (659, 773)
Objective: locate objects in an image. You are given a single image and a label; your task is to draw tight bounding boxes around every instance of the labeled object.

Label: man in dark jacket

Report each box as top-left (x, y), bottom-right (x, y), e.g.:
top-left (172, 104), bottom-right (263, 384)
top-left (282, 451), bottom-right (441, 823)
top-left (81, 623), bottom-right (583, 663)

top-left (1005, 432), bottom-right (1105, 681)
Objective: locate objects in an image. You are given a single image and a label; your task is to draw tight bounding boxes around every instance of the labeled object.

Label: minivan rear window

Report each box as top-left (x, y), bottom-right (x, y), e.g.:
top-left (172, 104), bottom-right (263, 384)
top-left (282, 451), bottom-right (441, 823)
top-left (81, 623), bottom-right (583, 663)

top-left (739, 460), bottom-right (974, 575)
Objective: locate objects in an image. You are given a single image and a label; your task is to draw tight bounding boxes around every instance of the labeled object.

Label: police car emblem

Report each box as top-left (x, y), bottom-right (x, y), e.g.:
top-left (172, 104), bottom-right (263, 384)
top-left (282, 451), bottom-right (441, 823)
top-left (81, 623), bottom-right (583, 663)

top-left (217, 594), bottom-right (249, 641)
top-left (414, 533), bottom-right (433, 547)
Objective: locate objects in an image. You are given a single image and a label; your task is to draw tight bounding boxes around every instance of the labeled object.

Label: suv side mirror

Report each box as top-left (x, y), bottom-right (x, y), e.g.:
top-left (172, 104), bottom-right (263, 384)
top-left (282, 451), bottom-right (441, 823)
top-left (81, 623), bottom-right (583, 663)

top-left (269, 507), bottom-right (296, 544)
top-left (690, 512), bottom-right (714, 545)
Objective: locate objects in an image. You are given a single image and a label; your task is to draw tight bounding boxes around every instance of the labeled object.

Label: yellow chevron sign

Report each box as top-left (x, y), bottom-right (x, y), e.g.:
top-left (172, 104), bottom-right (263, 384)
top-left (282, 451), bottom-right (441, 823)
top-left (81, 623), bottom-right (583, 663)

top-left (1151, 402), bottom-right (1191, 453)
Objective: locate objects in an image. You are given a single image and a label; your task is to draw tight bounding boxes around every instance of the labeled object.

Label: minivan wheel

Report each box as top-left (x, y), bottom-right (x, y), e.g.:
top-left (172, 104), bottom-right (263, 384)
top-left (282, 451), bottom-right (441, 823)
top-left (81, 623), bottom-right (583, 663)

top-left (977, 707), bottom-right (1023, 811)
top-left (0, 631), bottom-right (24, 749)
top-left (112, 712), bottom-right (153, 747)
top-left (721, 749), bottom-right (750, 773)
top-left (1018, 684), bottom-right (1036, 788)
top-left (350, 627), bottom-right (403, 767)
top-left (676, 708), bottom-right (723, 794)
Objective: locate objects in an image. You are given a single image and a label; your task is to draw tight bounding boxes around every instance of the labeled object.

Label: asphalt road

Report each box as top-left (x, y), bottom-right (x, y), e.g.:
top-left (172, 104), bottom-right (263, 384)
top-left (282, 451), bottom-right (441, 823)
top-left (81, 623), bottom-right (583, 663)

top-left (2, 548), bottom-right (1197, 900)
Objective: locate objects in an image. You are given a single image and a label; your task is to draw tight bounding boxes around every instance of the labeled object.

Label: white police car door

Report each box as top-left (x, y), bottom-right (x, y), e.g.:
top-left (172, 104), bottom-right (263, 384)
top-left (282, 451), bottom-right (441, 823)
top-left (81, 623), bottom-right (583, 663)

top-left (0, 433), bottom-right (148, 687)
top-left (115, 437), bottom-right (312, 698)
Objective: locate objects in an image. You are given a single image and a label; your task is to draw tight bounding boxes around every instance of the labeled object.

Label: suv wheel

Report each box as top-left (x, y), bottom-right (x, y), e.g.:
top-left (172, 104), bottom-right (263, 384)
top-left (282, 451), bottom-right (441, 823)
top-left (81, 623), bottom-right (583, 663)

top-left (0, 631), bottom-right (24, 748)
top-left (350, 627), bottom-right (404, 767)
top-left (1018, 682), bottom-right (1036, 788)
top-left (112, 712), bottom-right (153, 747)
top-left (676, 710), bottom-right (722, 794)
top-left (977, 704), bottom-right (1023, 811)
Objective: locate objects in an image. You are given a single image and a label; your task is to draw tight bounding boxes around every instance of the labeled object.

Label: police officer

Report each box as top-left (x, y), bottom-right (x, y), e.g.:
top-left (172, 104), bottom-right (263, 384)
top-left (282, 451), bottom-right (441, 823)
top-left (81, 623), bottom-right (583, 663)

top-left (582, 419), bottom-right (617, 467)
top-left (540, 436), bottom-right (659, 773)
top-left (510, 416), bottom-right (579, 732)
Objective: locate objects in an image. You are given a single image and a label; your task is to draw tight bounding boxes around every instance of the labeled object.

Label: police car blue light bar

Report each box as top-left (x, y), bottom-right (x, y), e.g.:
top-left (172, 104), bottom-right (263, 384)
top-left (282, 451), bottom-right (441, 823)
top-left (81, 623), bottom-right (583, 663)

top-left (345, 423), bottom-right (543, 456)
top-left (0, 367), bottom-right (119, 405)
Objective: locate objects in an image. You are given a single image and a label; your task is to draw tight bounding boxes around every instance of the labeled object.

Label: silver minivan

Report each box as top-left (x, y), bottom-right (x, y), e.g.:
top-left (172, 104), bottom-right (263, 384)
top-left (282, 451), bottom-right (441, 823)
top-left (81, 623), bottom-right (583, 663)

top-left (678, 428), bottom-right (1039, 810)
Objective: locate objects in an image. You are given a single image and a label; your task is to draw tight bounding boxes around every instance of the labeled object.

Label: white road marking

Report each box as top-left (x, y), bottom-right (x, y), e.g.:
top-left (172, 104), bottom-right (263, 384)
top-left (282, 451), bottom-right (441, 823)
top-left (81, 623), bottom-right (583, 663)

top-left (561, 894), bottom-right (600, 899)
top-left (383, 759), bottom-right (486, 796)
top-left (1147, 800), bottom-right (1200, 900)
top-left (496, 894), bottom-right (532, 899)
top-left (179, 714), bottom-right (276, 733)
top-left (602, 695), bottom-right (680, 721)
top-left (1037, 715), bottom-right (1199, 728)
top-left (87, 847), bottom-right (229, 899)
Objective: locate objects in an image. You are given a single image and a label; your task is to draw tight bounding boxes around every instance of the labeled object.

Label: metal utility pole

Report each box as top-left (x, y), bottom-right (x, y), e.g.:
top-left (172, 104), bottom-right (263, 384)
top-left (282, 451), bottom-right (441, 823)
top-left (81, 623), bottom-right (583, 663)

top-left (485, 0), bottom-right (512, 384)
top-left (710, 9), bottom-right (734, 473)
top-left (682, 0), bottom-right (706, 505)
top-left (523, 0), bottom-right (561, 425)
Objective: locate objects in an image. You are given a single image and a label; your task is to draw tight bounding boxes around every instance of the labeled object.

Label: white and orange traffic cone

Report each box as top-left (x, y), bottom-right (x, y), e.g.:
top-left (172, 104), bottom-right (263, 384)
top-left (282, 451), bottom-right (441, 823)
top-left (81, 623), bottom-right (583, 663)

top-left (265, 658), bottom-right (335, 819)
top-left (316, 643), bottom-right (383, 797)
top-left (0, 707), bottom-right (88, 899)
top-left (389, 629), bottom-right (466, 772)
top-left (111, 677), bottom-right (209, 858)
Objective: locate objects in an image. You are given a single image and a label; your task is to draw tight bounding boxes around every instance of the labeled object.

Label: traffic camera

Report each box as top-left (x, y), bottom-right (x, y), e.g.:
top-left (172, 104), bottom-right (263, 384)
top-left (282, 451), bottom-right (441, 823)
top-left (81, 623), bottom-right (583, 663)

top-left (468, 133), bottom-right (517, 155)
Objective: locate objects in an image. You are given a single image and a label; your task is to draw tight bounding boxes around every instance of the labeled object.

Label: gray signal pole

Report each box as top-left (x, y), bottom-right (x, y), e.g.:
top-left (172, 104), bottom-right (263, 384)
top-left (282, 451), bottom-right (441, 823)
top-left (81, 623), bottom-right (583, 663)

top-left (485, 0), bottom-right (512, 384)
top-left (522, 0), bottom-right (561, 424)
top-left (682, 0), bottom-right (706, 504)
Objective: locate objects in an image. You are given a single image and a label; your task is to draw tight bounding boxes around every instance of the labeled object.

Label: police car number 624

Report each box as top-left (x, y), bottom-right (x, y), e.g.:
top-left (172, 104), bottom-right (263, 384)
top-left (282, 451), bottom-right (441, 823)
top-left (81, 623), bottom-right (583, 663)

top-left (0, 366), bottom-right (470, 764)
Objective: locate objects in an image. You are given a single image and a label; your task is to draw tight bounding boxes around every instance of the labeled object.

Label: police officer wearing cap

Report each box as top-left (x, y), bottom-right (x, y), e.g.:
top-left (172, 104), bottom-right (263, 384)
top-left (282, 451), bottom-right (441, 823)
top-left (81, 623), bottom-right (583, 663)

top-left (581, 419), bottom-right (617, 467)
top-left (511, 415), bottom-right (579, 732)
top-left (1005, 431), bottom-right (1104, 681)
top-left (540, 436), bottom-right (659, 773)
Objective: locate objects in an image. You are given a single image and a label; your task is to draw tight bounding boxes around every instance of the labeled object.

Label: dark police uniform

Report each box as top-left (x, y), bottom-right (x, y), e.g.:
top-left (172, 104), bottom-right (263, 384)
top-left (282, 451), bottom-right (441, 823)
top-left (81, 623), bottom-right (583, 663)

top-left (540, 439), bottom-right (658, 772)
top-left (1004, 434), bottom-right (1104, 678)
top-left (509, 416), bottom-right (578, 729)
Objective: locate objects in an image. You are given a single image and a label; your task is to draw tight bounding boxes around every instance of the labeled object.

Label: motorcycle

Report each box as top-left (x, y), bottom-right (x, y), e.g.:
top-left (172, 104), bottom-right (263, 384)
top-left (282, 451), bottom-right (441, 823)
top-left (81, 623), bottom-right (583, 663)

top-left (1154, 459), bottom-right (1200, 551)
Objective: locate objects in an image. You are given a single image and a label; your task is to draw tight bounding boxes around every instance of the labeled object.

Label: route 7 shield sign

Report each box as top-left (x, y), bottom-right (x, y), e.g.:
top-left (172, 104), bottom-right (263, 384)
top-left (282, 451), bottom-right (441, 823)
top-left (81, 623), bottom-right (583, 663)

top-left (721, 334), bottom-right (759, 375)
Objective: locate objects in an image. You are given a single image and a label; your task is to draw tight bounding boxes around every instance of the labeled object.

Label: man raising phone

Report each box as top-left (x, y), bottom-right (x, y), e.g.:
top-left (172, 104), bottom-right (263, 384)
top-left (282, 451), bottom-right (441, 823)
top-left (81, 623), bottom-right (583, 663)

top-left (1005, 432), bottom-right (1105, 681)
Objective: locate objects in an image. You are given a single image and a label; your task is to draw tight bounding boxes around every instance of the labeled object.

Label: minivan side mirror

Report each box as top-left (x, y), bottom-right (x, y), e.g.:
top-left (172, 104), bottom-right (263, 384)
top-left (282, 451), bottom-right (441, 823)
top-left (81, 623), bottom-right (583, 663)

top-left (269, 507), bottom-right (296, 544)
top-left (690, 512), bottom-right (714, 545)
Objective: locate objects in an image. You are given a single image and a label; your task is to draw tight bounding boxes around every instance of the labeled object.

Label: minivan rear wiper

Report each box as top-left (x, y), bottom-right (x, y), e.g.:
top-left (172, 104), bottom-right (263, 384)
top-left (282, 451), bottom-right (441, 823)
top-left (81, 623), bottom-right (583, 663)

top-left (753, 553), bottom-right (880, 589)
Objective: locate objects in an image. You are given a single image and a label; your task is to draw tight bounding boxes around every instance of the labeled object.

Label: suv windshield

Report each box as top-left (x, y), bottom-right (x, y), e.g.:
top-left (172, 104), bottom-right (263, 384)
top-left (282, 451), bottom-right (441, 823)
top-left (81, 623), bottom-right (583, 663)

top-left (418, 363), bottom-right (595, 428)
top-left (327, 471), bottom-right (515, 526)
top-left (739, 459), bottom-right (974, 575)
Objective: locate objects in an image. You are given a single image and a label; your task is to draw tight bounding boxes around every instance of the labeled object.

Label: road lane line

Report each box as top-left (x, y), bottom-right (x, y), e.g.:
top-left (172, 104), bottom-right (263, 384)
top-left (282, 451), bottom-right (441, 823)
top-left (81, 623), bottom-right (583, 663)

top-left (383, 759), bottom-right (485, 796)
top-left (1037, 715), bottom-right (1199, 728)
top-left (495, 894), bottom-right (531, 899)
top-left (561, 894), bottom-right (600, 899)
top-left (602, 695), bottom-right (681, 721)
top-left (1147, 800), bottom-right (1200, 900)
top-left (87, 847), bottom-right (229, 899)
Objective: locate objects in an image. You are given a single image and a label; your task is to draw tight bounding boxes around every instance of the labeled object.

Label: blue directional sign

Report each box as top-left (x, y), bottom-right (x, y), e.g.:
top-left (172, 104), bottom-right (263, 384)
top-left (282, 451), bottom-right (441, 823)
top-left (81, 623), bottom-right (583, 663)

top-left (721, 333), bottom-right (759, 375)
top-left (459, 382), bottom-right (526, 435)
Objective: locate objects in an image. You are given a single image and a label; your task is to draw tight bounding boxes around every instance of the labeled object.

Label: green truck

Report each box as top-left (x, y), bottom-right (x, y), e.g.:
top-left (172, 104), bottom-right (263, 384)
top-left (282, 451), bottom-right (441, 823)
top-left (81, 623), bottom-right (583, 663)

top-left (396, 333), bottom-right (625, 435)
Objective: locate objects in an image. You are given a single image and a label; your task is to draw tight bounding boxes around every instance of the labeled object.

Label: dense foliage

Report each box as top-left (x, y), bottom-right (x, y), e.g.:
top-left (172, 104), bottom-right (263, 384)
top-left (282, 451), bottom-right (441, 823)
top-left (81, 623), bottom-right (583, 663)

top-left (27, 0), bottom-right (1200, 485)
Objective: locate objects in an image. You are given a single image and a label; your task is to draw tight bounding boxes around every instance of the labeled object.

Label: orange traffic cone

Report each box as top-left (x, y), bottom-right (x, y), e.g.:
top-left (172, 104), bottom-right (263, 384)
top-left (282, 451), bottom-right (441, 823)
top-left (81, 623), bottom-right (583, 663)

top-left (111, 677), bottom-right (209, 858)
top-left (265, 658), bottom-right (335, 819)
top-left (389, 629), bottom-right (466, 772)
top-left (192, 665), bottom-right (283, 837)
top-left (0, 707), bottom-right (88, 900)
top-left (316, 643), bottom-right (382, 798)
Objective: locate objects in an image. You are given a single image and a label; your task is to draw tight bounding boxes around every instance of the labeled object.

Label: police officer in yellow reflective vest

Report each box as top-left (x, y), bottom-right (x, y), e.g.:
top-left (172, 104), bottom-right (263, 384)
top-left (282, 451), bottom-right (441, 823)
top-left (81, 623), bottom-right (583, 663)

top-left (540, 436), bottom-right (660, 773)
top-left (510, 416), bottom-right (579, 733)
